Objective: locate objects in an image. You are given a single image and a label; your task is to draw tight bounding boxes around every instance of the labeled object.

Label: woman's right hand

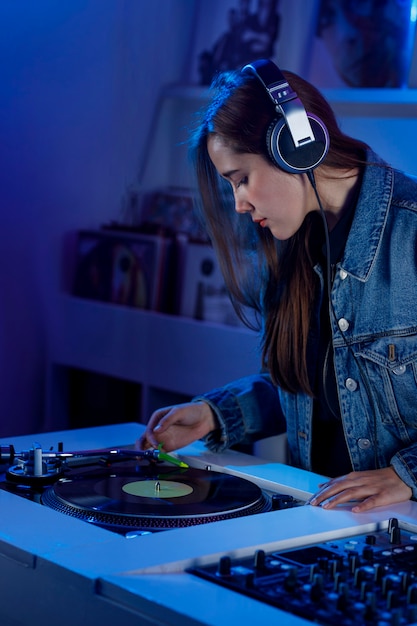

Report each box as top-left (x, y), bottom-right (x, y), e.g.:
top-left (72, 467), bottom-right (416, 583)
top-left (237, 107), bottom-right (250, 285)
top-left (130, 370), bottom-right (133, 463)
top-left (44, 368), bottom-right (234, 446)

top-left (136, 401), bottom-right (218, 453)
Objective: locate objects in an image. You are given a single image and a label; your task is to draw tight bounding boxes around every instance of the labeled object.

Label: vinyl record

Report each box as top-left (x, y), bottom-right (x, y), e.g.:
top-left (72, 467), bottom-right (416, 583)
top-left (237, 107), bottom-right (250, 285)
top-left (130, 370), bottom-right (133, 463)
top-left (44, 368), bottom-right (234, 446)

top-left (41, 461), bottom-right (271, 530)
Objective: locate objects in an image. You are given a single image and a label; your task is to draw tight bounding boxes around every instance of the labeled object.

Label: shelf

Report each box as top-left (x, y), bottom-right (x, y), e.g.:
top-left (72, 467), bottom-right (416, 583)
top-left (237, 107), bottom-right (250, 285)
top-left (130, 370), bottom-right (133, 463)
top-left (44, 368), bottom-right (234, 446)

top-left (136, 84), bottom-right (417, 190)
top-left (45, 295), bottom-right (260, 429)
top-left (161, 83), bottom-right (417, 117)
top-left (49, 295), bottom-right (260, 392)
top-left (322, 88), bottom-right (417, 118)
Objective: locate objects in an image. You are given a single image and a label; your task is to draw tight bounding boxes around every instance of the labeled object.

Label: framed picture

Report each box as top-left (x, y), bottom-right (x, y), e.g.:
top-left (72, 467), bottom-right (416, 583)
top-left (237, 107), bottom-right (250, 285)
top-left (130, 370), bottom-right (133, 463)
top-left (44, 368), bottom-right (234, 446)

top-left (188, 0), bottom-right (318, 86)
top-left (308, 0), bottom-right (417, 88)
top-left (139, 187), bottom-right (208, 243)
top-left (72, 229), bottom-right (174, 313)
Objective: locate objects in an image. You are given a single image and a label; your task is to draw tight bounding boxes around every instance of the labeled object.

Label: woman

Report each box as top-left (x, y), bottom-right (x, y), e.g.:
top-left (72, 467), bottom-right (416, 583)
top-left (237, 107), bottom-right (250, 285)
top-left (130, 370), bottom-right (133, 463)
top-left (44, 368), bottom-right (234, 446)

top-left (139, 59), bottom-right (417, 513)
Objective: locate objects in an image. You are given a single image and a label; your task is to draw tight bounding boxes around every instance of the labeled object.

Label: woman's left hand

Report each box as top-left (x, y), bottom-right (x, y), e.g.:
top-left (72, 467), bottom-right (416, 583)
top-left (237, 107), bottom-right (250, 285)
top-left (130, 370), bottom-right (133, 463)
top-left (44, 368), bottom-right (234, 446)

top-left (308, 467), bottom-right (412, 513)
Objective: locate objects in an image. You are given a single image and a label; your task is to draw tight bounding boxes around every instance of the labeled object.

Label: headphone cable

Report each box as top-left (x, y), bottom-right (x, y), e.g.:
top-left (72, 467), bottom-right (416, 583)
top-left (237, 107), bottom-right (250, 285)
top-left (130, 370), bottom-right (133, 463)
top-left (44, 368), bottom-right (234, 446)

top-left (306, 169), bottom-right (380, 471)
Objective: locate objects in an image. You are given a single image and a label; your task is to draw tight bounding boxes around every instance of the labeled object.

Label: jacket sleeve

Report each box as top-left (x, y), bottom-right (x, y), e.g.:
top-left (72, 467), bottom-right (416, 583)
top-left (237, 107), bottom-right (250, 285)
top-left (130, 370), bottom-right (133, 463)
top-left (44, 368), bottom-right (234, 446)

top-left (192, 373), bottom-right (286, 452)
top-left (391, 447), bottom-right (417, 499)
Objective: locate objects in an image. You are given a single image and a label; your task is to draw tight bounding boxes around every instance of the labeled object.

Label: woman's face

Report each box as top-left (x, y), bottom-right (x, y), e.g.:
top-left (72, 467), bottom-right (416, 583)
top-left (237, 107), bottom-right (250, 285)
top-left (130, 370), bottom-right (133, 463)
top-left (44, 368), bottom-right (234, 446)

top-left (207, 134), bottom-right (316, 241)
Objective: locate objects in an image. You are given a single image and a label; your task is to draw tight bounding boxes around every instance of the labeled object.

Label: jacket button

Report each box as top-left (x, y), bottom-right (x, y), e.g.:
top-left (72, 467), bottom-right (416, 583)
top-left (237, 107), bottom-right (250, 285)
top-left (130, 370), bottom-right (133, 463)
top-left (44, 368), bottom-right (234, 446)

top-left (393, 365), bottom-right (406, 375)
top-left (338, 318), bottom-right (350, 332)
top-left (345, 378), bottom-right (358, 391)
top-left (339, 269), bottom-right (348, 280)
top-left (358, 438), bottom-right (371, 450)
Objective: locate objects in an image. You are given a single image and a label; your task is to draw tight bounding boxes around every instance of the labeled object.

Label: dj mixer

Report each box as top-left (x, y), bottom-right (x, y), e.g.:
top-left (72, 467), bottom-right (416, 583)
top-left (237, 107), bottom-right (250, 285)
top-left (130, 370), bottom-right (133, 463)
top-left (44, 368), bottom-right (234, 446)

top-left (1, 423), bottom-right (417, 626)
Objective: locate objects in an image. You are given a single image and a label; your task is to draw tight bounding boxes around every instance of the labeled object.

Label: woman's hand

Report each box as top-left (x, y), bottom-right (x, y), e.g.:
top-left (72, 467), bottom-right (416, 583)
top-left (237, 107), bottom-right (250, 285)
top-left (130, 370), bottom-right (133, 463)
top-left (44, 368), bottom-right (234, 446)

top-left (308, 467), bottom-right (412, 513)
top-left (136, 401), bottom-right (217, 453)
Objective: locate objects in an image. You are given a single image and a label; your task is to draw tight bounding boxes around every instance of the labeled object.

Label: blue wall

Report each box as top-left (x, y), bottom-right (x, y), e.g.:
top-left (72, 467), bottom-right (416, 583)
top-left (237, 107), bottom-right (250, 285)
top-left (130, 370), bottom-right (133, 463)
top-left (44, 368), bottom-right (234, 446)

top-left (0, 0), bottom-right (196, 436)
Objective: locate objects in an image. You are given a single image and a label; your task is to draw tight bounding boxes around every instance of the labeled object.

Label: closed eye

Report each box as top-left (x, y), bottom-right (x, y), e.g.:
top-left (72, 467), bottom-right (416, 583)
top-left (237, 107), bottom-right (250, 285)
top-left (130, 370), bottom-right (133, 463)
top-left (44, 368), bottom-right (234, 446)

top-left (236, 176), bottom-right (248, 188)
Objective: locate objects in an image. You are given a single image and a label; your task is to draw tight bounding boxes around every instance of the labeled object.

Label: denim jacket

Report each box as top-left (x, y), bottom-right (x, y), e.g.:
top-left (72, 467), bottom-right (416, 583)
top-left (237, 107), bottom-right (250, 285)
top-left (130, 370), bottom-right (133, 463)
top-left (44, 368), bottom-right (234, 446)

top-left (194, 151), bottom-right (417, 498)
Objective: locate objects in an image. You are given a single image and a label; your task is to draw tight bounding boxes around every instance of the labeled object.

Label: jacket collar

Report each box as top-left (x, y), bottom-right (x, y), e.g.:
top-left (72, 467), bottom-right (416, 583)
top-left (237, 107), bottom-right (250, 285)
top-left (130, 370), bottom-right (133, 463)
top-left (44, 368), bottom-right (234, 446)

top-left (341, 150), bottom-right (393, 282)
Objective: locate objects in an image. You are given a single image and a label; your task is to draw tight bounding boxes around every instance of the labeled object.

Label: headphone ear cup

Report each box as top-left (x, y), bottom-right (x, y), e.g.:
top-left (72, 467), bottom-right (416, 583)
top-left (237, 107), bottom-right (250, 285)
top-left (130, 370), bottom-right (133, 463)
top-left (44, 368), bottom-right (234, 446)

top-left (267, 114), bottom-right (329, 174)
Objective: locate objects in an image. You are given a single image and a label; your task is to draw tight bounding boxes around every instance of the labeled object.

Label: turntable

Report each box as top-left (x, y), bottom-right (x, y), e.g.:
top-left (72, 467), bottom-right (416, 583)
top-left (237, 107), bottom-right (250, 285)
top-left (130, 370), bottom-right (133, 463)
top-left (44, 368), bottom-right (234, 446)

top-left (2, 423), bottom-right (417, 626)
top-left (0, 437), bottom-right (300, 536)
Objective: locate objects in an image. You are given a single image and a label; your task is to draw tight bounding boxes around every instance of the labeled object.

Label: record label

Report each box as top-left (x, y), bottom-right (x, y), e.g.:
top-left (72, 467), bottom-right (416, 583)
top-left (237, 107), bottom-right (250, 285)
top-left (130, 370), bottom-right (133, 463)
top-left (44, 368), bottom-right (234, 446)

top-left (122, 480), bottom-right (193, 498)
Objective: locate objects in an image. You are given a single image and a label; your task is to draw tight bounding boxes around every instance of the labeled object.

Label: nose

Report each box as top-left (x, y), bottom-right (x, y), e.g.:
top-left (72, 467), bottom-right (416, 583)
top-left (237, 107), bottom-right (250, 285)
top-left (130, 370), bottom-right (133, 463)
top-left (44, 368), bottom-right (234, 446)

top-left (234, 191), bottom-right (252, 215)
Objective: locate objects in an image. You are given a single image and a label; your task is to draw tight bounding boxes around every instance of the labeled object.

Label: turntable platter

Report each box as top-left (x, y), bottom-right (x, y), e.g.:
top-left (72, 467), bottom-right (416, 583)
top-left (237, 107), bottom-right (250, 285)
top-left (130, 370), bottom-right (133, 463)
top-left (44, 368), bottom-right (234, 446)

top-left (41, 461), bottom-right (271, 531)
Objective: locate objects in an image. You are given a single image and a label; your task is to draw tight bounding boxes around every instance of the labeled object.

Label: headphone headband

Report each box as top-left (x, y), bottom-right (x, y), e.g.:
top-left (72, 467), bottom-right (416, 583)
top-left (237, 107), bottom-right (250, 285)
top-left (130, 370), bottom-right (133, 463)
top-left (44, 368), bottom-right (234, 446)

top-left (242, 59), bottom-right (329, 174)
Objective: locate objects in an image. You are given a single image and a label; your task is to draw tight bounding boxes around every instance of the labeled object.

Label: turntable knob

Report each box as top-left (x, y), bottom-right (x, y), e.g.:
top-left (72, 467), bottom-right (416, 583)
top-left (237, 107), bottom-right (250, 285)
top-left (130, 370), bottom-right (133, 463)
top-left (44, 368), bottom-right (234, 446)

top-left (125, 530), bottom-right (152, 538)
top-left (271, 493), bottom-right (295, 510)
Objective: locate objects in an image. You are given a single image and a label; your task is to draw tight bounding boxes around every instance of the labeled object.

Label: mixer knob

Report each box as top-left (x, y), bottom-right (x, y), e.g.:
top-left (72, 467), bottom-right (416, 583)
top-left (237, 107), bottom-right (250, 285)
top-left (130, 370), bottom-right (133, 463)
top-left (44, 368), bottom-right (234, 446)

top-left (362, 545), bottom-right (374, 561)
top-left (400, 571), bottom-right (413, 593)
top-left (365, 534), bottom-right (376, 545)
top-left (244, 572), bottom-right (255, 589)
top-left (284, 566), bottom-right (298, 592)
top-left (407, 583), bottom-right (417, 605)
top-left (329, 558), bottom-right (342, 578)
top-left (254, 549), bottom-right (266, 570)
top-left (388, 517), bottom-right (399, 533)
top-left (337, 582), bottom-right (350, 611)
top-left (390, 526), bottom-right (402, 544)
top-left (354, 565), bottom-right (374, 588)
top-left (390, 608), bottom-right (403, 626)
top-left (217, 556), bottom-right (232, 578)
top-left (310, 573), bottom-right (324, 602)
top-left (348, 552), bottom-right (361, 572)
top-left (317, 556), bottom-right (329, 573)
top-left (382, 573), bottom-right (401, 596)
top-left (386, 589), bottom-right (400, 610)
top-left (309, 563), bottom-right (318, 582)
top-left (334, 571), bottom-right (347, 592)
top-left (407, 605), bottom-right (417, 623)
top-left (373, 563), bottom-right (385, 583)
top-left (360, 580), bottom-right (373, 601)
top-left (363, 591), bottom-right (377, 620)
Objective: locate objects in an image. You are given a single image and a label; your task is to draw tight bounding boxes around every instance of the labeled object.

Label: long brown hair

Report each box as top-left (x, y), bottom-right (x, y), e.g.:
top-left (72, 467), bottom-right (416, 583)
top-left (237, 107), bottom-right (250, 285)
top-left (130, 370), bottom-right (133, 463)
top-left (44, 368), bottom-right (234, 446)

top-left (190, 67), bottom-right (369, 395)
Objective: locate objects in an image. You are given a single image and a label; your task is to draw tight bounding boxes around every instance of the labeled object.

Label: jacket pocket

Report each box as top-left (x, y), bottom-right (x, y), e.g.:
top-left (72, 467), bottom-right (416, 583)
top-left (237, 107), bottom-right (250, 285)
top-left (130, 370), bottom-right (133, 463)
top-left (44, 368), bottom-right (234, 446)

top-left (356, 333), bottom-right (417, 433)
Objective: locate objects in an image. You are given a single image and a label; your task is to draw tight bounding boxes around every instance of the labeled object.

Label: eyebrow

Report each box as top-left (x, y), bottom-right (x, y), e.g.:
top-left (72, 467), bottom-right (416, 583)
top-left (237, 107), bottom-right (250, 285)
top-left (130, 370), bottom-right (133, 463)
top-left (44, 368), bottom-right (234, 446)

top-left (222, 169), bottom-right (239, 179)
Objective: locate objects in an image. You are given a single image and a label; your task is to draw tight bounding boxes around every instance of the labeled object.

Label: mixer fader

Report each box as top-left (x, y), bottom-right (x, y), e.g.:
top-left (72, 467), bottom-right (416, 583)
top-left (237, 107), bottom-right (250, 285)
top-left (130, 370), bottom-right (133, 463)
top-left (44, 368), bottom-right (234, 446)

top-left (189, 518), bottom-right (417, 625)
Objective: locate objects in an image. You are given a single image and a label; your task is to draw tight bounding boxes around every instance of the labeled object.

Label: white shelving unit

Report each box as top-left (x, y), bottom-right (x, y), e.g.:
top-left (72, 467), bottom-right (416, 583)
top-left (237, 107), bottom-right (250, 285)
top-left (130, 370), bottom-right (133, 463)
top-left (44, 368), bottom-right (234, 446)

top-left (45, 295), bottom-right (260, 431)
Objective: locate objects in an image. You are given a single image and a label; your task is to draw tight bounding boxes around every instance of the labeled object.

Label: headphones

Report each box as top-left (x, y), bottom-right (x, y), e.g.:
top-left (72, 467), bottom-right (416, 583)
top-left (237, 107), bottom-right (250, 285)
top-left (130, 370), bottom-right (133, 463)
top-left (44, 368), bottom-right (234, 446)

top-left (242, 59), bottom-right (329, 174)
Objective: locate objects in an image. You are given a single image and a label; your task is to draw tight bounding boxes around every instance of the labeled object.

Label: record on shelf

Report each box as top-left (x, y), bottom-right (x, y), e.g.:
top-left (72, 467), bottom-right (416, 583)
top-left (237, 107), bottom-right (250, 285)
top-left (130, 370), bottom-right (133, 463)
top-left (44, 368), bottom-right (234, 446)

top-left (41, 461), bottom-right (271, 531)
